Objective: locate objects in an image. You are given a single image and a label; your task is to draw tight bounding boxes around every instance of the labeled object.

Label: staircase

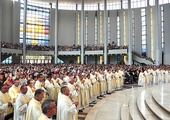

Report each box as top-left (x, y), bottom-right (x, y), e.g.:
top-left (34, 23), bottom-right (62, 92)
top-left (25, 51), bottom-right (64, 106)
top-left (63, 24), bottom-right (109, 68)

top-left (1, 53), bottom-right (11, 62)
top-left (132, 53), bottom-right (154, 65)
top-left (85, 84), bottom-right (170, 120)
top-left (121, 84), bottom-right (170, 120)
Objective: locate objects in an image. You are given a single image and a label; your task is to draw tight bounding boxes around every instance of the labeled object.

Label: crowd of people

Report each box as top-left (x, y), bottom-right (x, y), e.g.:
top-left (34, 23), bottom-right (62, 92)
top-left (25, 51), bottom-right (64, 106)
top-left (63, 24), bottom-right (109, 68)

top-left (1, 41), bottom-right (128, 52)
top-left (1, 41), bottom-right (54, 51)
top-left (1, 41), bottom-right (21, 49)
top-left (58, 45), bottom-right (81, 51)
top-left (0, 63), bottom-right (170, 120)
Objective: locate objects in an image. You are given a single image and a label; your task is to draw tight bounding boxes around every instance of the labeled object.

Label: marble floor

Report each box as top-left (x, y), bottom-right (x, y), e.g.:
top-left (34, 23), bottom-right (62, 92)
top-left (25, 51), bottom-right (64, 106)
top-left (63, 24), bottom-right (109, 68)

top-left (82, 83), bottom-right (170, 120)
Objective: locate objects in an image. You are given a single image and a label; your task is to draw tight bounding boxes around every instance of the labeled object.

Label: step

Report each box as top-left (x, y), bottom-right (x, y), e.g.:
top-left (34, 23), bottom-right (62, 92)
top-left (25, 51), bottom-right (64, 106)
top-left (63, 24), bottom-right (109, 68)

top-left (121, 95), bottom-right (132, 120)
top-left (152, 84), bottom-right (170, 114)
top-left (121, 88), bottom-right (134, 120)
top-left (129, 87), bottom-right (145, 120)
top-left (145, 88), bottom-right (170, 119)
top-left (137, 89), bottom-right (159, 120)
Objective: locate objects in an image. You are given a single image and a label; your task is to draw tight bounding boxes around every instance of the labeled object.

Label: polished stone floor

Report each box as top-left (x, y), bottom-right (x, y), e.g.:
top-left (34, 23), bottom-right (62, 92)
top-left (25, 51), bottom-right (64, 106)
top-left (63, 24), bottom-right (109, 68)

top-left (82, 83), bottom-right (170, 120)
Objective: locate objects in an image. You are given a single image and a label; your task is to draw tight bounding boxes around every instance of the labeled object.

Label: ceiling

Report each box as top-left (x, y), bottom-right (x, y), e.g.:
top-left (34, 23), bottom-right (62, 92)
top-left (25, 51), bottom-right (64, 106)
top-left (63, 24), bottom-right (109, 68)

top-left (32, 0), bottom-right (120, 5)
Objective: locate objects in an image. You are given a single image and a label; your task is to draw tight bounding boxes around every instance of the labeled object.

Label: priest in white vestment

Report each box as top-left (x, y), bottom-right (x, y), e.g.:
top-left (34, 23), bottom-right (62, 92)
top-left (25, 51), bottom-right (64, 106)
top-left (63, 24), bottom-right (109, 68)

top-left (138, 70), bottom-right (145, 87)
top-left (52, 74), bottom-right (62, 102)
top-left (165, 69), bottom-right (169, 83)
top-left (8, 79), bottom-right (20, 102)
top-left (0, 84), bottom-right (13, 120)
top-left (26, 80), bottom-right (36, 99)
top-left (45, 74), bottom-right (55, 100)
top-left (14, 85), bottom-right (30, 120)
top-left (38, 99), bottom-right (56, 120)
top-left (35, 74), bottom-right (48, 100)
top-left (57, 86), bottom-right (78, 120)
top-left (26, 89), bottom-right (44, 120)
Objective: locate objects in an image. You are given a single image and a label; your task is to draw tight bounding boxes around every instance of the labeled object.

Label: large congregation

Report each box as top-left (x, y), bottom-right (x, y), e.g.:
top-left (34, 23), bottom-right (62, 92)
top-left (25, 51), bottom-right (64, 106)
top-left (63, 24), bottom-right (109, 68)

top-left (0, 64), bottom-right (170, 120)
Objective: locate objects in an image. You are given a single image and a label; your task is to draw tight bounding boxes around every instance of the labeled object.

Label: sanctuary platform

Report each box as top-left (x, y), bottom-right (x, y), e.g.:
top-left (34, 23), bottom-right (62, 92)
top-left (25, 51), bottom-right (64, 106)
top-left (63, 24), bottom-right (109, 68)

top-left (83, 83), bottom-right (170, 120)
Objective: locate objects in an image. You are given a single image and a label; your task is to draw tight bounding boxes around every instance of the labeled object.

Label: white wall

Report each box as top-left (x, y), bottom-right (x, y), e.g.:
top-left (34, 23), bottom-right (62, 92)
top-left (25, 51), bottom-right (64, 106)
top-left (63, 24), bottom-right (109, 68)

top-left (12, 1), bottom-right (20, 44)
top-left (146, 7), bottom-right (151, 57)
top-left (87, 11), bottom-right (95, 45)
top-left (50, 8), bottom-right (55, 46)
top-left (58, 10), bottom-right (75, 46)
top-left (118, 10), bottom-right (124, 45)
top-left (163, 4), bottom-right (170, 64)
top-left (1, 0), bottom-right (20, 44)
top-left (110, 10), bottom-right (117, 45)
top-left (134, 8), bottom-right (142, 54)
top-left (2, 0), bottom-right (13, 42)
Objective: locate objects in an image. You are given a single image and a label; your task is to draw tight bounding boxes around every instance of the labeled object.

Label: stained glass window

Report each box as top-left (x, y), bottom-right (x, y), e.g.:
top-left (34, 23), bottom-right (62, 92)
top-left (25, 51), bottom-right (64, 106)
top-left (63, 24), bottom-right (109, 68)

top-left (20, 0), bottom-right (50, 46)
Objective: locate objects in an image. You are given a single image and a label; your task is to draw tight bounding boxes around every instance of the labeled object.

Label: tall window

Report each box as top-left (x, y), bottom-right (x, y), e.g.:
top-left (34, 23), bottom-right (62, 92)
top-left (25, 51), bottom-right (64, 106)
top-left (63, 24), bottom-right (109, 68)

top-left (100, 1), bottom-right (121, 10)
top-left (149, 0), bottom-right (155, 6)
top-left (123, 10), bottom-right (127, 45)
top-left (108, 12), bottom-right (111, 44)
top-left (95, 11), bottom-right (98, 45)
top-left (100, 11), bottom-right (103, 44)
top-left (117, 16), bottom-right (120, 46)
top-left (85, 12), bottom-right (88, 46)
top-left (159, 0), bottom-right (170, 5)
top-left (150, 8), bottom-right (154, 59)
top-left (20, 0), bottom-right (50, 46)
top-left (100, 11), bottom-right (103, 64)
top-left (74, 12), bottom-right (76, 45)
top-left (122, 0), bottom-right (128, 9)
top-left (132, 10), bottom-right (135, 50)
top-left (77, 12), bottom-right (80, 63)
top-left (161, 6), bottom-right (164, 52)
top-left (107, 1), bottom-right (121, 10)
top-left (131, 0), bottom-right (147, 8)
top-left (85, 4), bottom-right (98, 11)
top-left (77, 12), bottom-right (80, 45)
top-left (141, 8), bottom-right (147, 56)
top-left (58, 4), bottom-right (76, 10)
top-left (123, 10), bottom-right (127, 64)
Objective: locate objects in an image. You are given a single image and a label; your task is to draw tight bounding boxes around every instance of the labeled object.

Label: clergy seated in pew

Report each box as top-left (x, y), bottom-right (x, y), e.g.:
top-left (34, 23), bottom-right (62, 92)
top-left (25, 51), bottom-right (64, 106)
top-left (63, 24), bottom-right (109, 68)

top-left (124, 71), bottom-right (134, 84)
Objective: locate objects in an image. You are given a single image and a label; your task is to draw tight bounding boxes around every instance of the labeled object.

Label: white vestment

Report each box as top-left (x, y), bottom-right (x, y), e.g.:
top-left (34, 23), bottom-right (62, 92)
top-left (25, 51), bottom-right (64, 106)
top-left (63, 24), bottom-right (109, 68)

top-left (138, 72), bottom-right (145, 86)
top-left (45, 79), bottom-right (55, 99)
top-left (57, 94), bottom-right (77, 120)
top-left (0, 91), bottom-right (13, 120)
top-left (34, 80), bottom-right (42, 89)
top-left (26, 86), bottom-right (34, 100)
top-left (8, 85), bottom-right (20, 102)
top-left (38, 113), bottom-right (51, 120)
top-left (14, 93), bottom-right (30, 120)
top-left (26, 98), bottom-right (42, 120)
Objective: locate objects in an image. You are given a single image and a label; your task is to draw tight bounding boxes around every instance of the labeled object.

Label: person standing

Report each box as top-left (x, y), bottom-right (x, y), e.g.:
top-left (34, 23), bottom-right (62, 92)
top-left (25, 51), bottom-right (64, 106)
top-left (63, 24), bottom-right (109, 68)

top-left (14, 85), bottom-right (30, 120)
top-left (26, 80), bottom-right (36, 99)
top-left (38, 99), bottom-right (56, 120)
top-left (26, 89), bottom-right (44, 120)
top-left (0, 84), bottom-right (13, 120)
top-left (57, 86), bottom-right (78, 120)
top-left (8, 78), bottom-right (20, 102)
